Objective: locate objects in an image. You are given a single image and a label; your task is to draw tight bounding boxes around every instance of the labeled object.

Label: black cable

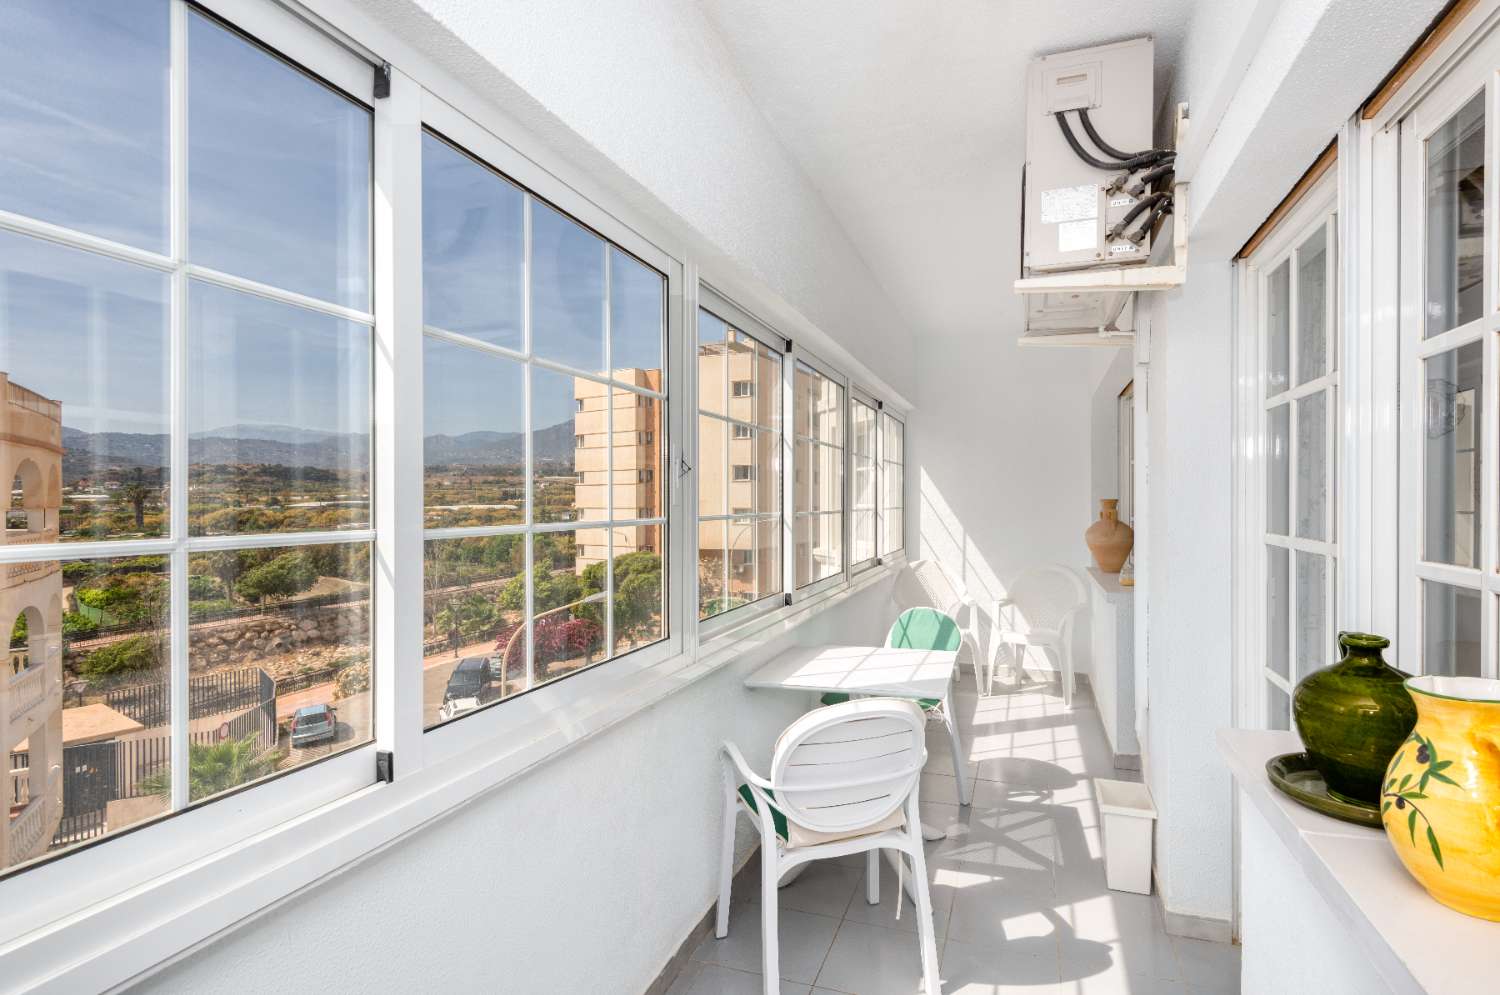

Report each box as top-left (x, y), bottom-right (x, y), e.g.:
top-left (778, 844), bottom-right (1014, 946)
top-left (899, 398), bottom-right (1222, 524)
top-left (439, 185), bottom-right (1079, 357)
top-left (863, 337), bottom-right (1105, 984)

top-left (1078, 107), bottom-right (1146, 162)
top-left (1055, 111), bottom-right (1122, 170)
top-left (1128, 200), bottom-right (1173, 244)
top-left (1107, 192), bottom-right (1169, 240)
top-left (1056, 113), bottom-right (1174, 174)
top-left (1129, 164), bottom-right (1175, 197)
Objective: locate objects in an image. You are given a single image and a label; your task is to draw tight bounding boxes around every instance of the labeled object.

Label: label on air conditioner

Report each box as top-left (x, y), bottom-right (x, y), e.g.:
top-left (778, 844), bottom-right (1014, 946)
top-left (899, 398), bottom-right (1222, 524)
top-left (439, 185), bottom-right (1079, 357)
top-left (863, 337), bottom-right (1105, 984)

top-left (1040, 184), bottom-right (1097, 224)
top-left (1110, 243), bottom-right (1139, 254)
top-left (1058, 219), bottom-right (1097, 253)
top-left (1109, 196), bottom-right (1136, 209)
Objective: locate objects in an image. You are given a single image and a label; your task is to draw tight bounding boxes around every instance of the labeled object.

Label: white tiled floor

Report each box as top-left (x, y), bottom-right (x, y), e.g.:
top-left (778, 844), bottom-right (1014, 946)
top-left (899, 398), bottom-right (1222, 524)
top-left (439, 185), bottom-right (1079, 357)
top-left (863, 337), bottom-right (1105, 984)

top-left (677, 679), bottom-right (1240, 994)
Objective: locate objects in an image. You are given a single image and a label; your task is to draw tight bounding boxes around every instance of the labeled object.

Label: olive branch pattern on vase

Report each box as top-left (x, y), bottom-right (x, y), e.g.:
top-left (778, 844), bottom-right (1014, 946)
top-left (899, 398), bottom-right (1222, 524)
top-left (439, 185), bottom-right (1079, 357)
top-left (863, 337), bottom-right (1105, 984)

top-left (1381, 731), bottom-right (1456, 870)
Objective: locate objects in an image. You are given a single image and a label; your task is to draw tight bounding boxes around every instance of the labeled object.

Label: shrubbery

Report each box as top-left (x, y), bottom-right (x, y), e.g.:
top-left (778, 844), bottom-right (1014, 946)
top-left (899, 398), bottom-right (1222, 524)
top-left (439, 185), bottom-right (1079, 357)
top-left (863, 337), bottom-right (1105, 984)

top-left (80, 635), bottom-right (160, 679)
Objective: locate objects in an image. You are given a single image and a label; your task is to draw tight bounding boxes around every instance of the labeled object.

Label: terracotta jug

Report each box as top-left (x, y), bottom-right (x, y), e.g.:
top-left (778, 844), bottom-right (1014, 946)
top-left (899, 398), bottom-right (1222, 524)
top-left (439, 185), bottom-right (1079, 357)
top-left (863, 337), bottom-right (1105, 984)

top-left (1085, 499), bottom-right (1133, 573)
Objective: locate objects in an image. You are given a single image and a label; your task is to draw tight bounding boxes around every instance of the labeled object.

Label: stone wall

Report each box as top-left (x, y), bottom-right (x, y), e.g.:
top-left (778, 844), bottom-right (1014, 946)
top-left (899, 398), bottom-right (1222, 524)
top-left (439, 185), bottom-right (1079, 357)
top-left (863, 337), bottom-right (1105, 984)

top-left (190, 603), bottom-right (370, 669)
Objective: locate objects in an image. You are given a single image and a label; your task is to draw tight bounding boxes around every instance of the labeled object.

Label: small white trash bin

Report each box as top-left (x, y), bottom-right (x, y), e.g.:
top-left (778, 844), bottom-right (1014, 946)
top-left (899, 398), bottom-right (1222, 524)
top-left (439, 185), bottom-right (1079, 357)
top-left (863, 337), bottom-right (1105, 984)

top-left (1094, 778), bottom-right (1157, 895)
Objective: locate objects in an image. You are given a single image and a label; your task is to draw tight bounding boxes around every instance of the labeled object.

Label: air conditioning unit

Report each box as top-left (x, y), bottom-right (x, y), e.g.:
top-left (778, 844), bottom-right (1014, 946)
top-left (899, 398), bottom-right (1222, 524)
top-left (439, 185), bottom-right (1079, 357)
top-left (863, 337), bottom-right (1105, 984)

top-left (1016, 37), bottom-right (1184, 347)
top-left (1023, 37), bottom-right (1161, 275)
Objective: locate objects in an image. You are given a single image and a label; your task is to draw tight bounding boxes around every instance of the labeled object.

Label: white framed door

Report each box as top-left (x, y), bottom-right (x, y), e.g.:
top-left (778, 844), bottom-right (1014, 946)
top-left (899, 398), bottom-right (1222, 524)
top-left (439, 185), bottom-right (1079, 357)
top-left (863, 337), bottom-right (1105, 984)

top-left (1396, 43), bottom-right (1499, 680)
top-left (1234, 175), bottom-right (1340, 730)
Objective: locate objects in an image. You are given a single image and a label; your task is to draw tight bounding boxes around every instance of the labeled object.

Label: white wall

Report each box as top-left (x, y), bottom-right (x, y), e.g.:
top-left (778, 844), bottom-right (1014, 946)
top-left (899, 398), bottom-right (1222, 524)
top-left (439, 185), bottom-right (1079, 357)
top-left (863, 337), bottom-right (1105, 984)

top-left (1136, 0), bottom-right (1448, 933)
top-left (1140, 250), bottom-right (1236, 926)
top-left (133, 581), bottom-right (896, 994)
top-left (910, 154), bottom-right (1099, 621)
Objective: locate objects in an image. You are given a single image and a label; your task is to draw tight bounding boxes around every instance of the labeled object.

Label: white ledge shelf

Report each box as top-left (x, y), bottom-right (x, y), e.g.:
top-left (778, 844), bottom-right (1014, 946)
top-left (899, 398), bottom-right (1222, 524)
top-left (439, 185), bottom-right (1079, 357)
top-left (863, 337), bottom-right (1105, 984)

top-left (1218, 728), bottom-right (1498, 995)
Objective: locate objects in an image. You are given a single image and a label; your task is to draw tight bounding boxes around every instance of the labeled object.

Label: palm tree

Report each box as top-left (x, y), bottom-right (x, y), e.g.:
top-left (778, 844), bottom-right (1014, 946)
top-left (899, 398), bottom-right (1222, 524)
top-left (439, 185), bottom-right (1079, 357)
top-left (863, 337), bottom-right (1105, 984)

top-left (139, 735), bottom-right (282, 802)
top-left (119, 469), bottom-right (153, 529)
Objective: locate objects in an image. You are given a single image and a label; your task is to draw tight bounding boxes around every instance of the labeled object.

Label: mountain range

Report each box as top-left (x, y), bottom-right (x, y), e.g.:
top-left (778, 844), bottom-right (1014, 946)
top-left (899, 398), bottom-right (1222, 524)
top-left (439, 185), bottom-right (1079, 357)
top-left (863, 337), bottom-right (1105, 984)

top-left (59, 420), bottom-right (576, 481)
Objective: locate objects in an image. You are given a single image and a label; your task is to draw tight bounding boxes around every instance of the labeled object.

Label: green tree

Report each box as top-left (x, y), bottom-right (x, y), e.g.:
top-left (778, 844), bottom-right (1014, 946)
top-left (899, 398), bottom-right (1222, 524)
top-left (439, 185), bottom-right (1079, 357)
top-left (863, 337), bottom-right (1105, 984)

top-left (139, 735), bottom-right (282, 802)
top-left (237, 552), bottom-right (318, 604)
top-left (200, 550), bottom-right (247, 604)
top-left (611, 552), bottom-right (662, 646)
top-left (117, 468), bottom-right (155, 529)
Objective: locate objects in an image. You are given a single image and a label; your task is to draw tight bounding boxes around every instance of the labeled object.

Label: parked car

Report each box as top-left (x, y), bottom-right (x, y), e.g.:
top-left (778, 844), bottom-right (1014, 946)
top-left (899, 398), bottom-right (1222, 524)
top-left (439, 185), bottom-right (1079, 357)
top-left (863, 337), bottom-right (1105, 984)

top-left (289, 703), bottom-right (338, 748)
top-left (438, 695), bottom-right (482, 723)
top-left (444, 656), bottom-right (491, 704)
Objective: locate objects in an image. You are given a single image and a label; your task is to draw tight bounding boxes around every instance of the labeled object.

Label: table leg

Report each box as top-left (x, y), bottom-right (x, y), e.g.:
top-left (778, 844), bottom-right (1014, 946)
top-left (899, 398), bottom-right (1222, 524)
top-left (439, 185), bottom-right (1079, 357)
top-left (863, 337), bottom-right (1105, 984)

top-left (883, 849), bottom-right (922, 905)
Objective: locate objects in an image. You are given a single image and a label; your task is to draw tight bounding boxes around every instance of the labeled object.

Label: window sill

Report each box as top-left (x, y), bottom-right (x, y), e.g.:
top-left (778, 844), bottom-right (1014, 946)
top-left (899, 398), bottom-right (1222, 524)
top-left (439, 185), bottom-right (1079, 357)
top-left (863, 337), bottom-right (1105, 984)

top-left (0, 558), bottom-right (904, 994)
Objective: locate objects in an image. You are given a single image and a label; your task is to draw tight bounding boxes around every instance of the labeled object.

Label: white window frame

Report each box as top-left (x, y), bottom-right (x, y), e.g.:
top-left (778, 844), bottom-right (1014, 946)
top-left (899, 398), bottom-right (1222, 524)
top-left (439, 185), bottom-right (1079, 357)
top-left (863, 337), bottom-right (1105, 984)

top-left (1232, 173), bottom-right (1340, 730)
top-left (694, 285), bottom-right (789, 639)
top-left (0, 0), bottom-right (917, 988)
top-left (879, 408), bottom-right (906, 558)
top-left (848, 386), bottom-right (881, 573)
top-left (418, 120), bottom-right (676, 733)
top-left (792, 347), bottom-right (851, 598)
top-left (415, 94), bottom-right (686, 767)
top-left (1392, 29), bottom-right (1500, 680)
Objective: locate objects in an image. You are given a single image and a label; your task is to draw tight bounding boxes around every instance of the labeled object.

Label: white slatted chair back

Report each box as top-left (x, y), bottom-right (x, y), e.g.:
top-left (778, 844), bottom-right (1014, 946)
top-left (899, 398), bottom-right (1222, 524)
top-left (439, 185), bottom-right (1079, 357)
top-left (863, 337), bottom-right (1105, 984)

top-left (894, 559), bottom-right (963, 615)
top-left (1005, 565), bottom-right (1087, 632)
top-left (770, 698), bottom-right (926, 836)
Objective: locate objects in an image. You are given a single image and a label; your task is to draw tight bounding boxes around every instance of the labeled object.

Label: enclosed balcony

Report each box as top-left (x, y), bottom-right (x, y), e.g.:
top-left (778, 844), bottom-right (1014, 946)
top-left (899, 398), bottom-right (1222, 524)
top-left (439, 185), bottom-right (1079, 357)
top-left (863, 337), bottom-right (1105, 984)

top-left (0, 1), bottom-right (1495, 993)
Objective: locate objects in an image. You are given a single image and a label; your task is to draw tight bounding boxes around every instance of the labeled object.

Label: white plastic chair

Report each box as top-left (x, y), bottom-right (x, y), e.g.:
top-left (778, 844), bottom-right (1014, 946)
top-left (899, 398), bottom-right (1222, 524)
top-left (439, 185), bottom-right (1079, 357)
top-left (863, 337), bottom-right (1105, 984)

top-left (718, 699), bottom-right (942, 995)
top-left (988, 565), bottom-right (1088, 708)
top-left (893, 559), bottom-right (986, 694)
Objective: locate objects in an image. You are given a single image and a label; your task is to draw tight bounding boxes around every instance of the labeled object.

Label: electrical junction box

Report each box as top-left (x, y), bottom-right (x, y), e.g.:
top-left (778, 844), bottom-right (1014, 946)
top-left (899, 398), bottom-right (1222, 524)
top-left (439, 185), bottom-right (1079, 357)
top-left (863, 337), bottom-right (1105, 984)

top-left (1023, 37), bottom-right (1156, 275)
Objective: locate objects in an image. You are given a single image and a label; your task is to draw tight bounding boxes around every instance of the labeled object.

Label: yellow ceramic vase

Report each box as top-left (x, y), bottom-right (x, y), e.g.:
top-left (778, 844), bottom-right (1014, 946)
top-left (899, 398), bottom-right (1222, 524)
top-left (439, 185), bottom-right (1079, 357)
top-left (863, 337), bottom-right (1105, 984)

top-left (1379, 676), bottom-right (1500, 920)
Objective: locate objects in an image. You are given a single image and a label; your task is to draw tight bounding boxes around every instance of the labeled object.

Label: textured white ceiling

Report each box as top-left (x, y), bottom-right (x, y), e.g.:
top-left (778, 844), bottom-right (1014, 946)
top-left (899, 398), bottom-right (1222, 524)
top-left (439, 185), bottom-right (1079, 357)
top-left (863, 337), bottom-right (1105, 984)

top-left (698, 0), bottom-right (1199, 339)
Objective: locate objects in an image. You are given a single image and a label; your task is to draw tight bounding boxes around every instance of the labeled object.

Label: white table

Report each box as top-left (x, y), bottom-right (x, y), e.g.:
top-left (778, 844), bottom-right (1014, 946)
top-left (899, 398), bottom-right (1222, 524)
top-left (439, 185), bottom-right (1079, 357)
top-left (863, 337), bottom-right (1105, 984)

top-left (744, 644), bottom-right (968, 904)
top-left (744, 643), bottom-right (970, 822)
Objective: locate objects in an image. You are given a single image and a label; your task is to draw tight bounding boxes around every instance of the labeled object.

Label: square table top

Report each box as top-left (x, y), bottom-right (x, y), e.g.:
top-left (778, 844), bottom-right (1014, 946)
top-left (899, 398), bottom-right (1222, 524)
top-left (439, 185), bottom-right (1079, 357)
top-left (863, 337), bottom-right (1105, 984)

top-left (743, 644), bottom-right (957, 700)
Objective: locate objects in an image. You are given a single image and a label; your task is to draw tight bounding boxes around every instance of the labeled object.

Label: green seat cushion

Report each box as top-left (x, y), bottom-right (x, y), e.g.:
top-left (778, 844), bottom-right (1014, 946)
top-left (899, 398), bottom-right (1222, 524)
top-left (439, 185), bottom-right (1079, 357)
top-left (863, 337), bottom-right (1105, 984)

top-left (918, 698), bottom-right (941, 710)
top-left (737, 783), bottom-right (788, 840)
top-left (820, 692), bottom-right (851, 706)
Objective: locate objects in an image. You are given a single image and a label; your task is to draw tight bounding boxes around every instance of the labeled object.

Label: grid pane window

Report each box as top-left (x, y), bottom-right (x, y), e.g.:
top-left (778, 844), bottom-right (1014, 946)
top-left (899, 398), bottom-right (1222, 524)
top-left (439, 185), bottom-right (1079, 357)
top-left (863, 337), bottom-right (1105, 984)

top-left (795, 362), bottom-right (844, 587)
top-left (881, 412), bottom-right (905, 556)
top-left (421, 132), bottom-right (667, 728)
top-left (1258, 210), bottom-right (1337, 727)
top-left (1402, 86), bottom-right (1492, 682)
top-left (697, 308), bottom-right (782, 620)
top-left (0, 6), bottom-right (374, 875)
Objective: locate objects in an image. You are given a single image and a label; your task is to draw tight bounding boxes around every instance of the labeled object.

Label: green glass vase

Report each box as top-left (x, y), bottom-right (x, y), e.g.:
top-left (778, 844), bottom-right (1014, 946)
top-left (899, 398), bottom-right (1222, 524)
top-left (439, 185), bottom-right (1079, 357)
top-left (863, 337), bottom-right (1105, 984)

top-left (1291, 631), bottom-right (1416, 806)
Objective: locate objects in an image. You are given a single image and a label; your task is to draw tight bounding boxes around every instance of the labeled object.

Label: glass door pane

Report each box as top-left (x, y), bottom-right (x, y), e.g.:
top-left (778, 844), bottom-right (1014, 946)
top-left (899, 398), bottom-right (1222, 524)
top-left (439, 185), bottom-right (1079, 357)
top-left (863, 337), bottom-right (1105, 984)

top-left (1296, 226), bottom-right (1328, 384)
top-left (1423, 580), bottom-right (1481, 676)
top-left (1267, 404), bottom-right (1290, 534)
top-left (1425, 92), bottom-right (1485, 338)
top-left (1423, 341), bottom-right (1481, 566)
top-left (1295, 391), bottom-right (1327, 540)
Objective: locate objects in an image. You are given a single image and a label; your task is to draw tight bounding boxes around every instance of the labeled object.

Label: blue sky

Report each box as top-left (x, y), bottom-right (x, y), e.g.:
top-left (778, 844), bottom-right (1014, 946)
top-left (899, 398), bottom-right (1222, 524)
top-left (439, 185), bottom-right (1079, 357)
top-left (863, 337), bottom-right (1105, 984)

top-left (0, 5), bottom-right (664, 444)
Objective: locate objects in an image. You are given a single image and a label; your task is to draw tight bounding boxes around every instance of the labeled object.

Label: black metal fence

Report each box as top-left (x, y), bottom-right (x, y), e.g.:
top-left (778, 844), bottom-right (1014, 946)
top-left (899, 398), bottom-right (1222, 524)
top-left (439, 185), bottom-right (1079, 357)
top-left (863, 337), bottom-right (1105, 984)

top-left (8, 669), bottom-right (278, 848)
top-left (104, 667), bottom-right (267, 727)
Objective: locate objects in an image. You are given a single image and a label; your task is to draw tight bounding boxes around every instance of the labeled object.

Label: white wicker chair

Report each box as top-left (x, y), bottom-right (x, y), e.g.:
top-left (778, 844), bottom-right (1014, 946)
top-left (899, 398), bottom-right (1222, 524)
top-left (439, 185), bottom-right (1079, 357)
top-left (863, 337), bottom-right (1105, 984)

top-left (892, 559), bottom-right (987, 694)
top-left (988, 565), bottom-right (1088, 707)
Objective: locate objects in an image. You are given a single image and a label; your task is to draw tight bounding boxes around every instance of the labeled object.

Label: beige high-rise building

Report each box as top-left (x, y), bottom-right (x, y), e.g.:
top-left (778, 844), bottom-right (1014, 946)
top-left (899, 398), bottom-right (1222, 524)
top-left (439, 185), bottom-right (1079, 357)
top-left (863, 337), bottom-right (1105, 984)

top-left (697, 335), bottom-right (782, 609)
top-left (575, 369), bottom-right (662, 572)
top-left (0, 374), bottom-right (65, 869)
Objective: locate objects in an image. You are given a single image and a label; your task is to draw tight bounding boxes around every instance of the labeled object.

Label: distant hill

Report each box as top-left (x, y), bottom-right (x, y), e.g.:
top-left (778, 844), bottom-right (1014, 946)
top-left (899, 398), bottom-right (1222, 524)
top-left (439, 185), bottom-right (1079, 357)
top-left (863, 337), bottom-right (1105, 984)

top-left (59, 419), bottom-right (578, 482)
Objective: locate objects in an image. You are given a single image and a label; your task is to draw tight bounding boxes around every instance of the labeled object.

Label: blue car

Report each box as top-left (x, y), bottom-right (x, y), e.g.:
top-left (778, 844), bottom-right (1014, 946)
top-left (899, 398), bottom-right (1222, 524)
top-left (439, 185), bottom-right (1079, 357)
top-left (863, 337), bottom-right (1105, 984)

top-left (289, 704), bottom-right (338, 748)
